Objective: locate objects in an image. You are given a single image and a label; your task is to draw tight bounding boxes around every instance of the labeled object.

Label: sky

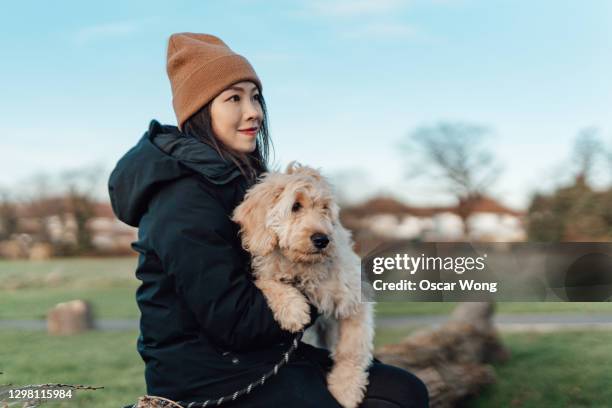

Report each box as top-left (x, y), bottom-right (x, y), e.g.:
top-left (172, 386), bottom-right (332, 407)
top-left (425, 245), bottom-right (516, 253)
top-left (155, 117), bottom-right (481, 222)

top-left (1, 0), bottom-right (611, 209)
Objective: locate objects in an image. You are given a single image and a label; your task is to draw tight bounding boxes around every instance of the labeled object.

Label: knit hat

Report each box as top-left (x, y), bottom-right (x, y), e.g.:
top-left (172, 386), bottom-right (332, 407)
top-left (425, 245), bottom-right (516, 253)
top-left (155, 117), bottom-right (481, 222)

top-left (166, 33), bottom-right (263, 130)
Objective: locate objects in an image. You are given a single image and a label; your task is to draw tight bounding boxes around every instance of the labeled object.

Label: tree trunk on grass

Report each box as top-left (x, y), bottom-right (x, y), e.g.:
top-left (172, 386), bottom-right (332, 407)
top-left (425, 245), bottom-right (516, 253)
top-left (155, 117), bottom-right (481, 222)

top-left (375, 301), bottom-right (510, 408)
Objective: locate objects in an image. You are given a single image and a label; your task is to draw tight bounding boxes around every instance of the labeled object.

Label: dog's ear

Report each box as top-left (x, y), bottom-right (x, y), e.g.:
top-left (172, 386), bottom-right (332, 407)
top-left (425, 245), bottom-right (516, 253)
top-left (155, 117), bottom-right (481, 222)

top-left (285, 161), bottom-right (301, 174)
top-left (232, 174), bottom-right (284, 256)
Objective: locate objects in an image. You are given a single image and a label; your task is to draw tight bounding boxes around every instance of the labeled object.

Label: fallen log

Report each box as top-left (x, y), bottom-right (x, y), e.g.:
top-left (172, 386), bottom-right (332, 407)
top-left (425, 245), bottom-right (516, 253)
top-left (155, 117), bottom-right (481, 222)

top-left (375, 301), bottom-right (510, 408)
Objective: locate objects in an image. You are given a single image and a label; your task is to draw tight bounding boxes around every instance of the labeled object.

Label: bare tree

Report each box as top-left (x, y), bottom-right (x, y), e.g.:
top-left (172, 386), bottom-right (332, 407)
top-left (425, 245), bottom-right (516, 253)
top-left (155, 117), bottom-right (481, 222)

top-left (23, 173), bottom-right (59, 244)
top-left (60, 164), bottom-right (105, 254)
top-left (0, 189), bottom-right (18, 240)
top-left (400, 122), bottom-right (501, 236)
top-left (573, 127), bottom-right (603, 186)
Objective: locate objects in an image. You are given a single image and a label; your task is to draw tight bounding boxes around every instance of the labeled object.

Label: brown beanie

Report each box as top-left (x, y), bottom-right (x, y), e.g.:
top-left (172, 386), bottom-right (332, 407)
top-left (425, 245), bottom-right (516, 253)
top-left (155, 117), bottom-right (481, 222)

top-left (166, 33), bottom-right (263, 130)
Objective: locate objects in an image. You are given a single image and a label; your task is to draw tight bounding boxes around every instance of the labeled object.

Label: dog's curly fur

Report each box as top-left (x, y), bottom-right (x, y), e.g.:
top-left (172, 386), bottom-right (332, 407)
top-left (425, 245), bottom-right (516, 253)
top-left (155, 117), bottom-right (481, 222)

top-left (232, 162), bottom-right (375, 408)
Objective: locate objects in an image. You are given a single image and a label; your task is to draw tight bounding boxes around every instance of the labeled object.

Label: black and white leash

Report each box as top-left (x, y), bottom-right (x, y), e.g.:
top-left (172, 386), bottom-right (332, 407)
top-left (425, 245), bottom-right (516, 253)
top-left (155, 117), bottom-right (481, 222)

top-left (132, 331), bottom-right (303, 408)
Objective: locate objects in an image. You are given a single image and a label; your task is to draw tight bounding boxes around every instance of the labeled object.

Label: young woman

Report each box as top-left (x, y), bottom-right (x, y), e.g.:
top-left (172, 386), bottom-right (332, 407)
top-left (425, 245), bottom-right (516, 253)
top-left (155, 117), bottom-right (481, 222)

top-left (110, 33), bottom-right (429, 408)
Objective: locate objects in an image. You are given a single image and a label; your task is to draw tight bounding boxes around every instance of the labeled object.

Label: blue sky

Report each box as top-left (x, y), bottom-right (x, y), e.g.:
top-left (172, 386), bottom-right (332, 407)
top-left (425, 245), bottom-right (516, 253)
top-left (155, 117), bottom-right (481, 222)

top-left (2, 0), bottom-right (611, 209)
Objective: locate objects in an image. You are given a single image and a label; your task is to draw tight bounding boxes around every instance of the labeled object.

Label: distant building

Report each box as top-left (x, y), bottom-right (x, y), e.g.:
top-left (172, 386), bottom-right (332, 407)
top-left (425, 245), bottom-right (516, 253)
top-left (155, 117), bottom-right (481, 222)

top-left (1, 199), bottom-right (136, 258)
top-left (341, 196), bottom-right (526, 243)
top-left (88, 202), bottom-right (137, 254)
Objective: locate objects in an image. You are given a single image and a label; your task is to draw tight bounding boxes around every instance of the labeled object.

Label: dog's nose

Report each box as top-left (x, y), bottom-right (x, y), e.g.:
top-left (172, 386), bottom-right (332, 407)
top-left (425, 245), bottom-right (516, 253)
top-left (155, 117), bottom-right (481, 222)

top-left (311, 233), bottom-right (329, 249)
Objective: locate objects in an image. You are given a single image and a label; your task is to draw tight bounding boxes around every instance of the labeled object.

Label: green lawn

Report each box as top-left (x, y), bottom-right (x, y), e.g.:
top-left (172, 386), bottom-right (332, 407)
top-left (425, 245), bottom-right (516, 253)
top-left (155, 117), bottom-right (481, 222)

top-left (377, 328), bottom-right (612, 407)
top-left (0, 257), bottom-right (137, 290)
top-left (0, 257), bottom-right (140, 320)
top-left (472, 331), bottom-right (612, 407)
top-left (0, 286), bottom-right (139, 320)
top-left (0, 330), bottom-right (145, 407)
top-left (2, 328), bottom-right (612, 407)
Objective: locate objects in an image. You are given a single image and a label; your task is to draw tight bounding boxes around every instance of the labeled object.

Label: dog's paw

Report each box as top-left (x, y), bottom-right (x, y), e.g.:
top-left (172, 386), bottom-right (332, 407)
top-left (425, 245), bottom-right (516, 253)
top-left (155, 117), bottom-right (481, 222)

top-left (327, 366), bottom-right (368, 408)
top-left (276, 293), bottom-right (311, 333)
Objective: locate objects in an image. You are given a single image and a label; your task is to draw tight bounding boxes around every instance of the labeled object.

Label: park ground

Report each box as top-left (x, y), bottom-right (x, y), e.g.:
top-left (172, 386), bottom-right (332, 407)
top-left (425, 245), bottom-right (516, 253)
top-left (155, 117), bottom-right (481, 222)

top-left (2, 257), bottom-right (612, 407)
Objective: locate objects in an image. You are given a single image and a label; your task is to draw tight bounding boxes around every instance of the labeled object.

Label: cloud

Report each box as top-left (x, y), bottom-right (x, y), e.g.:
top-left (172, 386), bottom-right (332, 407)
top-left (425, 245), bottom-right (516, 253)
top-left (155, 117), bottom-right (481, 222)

top-left (250, 51), bottom-right (304, 64)
top-left (72, 17), bottom-right (157, 45)
top-left (295, 0), bottom-right (462, 19)
top-left (341, 22), bottom-right (421, 40)
top-left (299, 0), bottom-right (409, 18)
top-left (427, 0), bottom-right (466, 5)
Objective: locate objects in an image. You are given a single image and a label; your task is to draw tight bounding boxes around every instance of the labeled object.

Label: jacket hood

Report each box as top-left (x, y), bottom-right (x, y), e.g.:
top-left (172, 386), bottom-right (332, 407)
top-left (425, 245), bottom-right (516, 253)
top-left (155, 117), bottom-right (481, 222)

top-left (108, 119), bottom-right (242, 227)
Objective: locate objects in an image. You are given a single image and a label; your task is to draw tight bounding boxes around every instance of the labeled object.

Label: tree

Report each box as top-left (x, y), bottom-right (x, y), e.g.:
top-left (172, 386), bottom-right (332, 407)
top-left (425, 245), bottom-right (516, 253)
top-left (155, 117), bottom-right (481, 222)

top-left (23, 174), bottom-right (58, 244)
top-left (59, 165), bottom-right (104, 254)
top-left (400, 122), bottom-right (501, 236)
top-left (0, 190), bottom-right (18, 240)
top-left (572, 127), bottom-right (603, 186)
top-left (527, 182), bottom-right (612, 241)
top-left (527, 128), bottom-right (612, 241)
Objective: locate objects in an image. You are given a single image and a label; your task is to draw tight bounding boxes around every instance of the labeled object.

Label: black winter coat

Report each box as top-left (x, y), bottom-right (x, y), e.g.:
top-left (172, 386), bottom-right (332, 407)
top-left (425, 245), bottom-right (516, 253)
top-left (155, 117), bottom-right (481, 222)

top-left (108, 120), bottom-right (319, 403)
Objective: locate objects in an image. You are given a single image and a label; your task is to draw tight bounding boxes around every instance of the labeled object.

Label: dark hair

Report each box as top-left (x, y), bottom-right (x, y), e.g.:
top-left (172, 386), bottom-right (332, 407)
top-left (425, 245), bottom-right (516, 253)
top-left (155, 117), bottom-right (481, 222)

top-left (182, 89), bottom-right (273, 186)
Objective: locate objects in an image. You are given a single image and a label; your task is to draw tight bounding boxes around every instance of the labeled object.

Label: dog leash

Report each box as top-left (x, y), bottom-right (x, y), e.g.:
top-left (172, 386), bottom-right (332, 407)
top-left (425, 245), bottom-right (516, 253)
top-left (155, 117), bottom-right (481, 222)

top-left (131, 331), bottom-right (304, 408)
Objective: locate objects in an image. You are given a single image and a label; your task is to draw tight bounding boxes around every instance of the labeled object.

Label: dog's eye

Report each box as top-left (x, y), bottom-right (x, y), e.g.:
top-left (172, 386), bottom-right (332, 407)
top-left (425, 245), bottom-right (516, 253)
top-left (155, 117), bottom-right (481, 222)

top-left (292, 202), bottom-right (302, 212)
top-left (322, 205), bottom-right (329, 211)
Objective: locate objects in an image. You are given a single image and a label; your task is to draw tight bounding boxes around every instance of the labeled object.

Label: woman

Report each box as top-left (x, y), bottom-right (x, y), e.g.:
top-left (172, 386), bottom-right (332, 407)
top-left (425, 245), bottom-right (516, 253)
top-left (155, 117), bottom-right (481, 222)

top-left (110, 33), bottom-right (429, 408)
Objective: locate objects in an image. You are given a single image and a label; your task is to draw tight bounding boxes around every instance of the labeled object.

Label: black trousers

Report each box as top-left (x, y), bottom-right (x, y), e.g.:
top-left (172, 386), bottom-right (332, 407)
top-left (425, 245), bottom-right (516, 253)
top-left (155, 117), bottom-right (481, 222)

top-left (123, 345), bottom-right (429, 408)
top-left (219, 344), bottom-right (429, 408)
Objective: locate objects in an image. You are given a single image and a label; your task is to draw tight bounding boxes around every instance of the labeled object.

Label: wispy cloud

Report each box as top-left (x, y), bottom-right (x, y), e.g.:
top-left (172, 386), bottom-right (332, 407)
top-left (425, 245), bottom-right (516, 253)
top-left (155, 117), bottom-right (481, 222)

top-left (341, 22), bottom-right (420, 40)
top-left (299, 0), bottom-right (409, 18)
top-left (427, 0), bottom-right (466, 5)
top-left (251, 51), bottom-right (304, 64)
top-left (72, 17), bottom-right (157, 45)
top-left (296, 0), bottom-right (463, 19)
top-left (290, 0), bottom-right (445, 43)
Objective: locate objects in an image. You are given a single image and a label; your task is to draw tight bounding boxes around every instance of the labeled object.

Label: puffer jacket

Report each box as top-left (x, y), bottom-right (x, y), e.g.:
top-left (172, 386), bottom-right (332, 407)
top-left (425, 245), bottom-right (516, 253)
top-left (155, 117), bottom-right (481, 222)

top-left (108, 119), bottom-right (318, 402)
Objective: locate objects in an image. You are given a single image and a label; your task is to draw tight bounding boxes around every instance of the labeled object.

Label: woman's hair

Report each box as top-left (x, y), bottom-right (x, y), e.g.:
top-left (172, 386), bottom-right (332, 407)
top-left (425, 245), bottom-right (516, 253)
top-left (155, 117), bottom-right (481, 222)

top-left (182, 91), bottom-right (273, 186)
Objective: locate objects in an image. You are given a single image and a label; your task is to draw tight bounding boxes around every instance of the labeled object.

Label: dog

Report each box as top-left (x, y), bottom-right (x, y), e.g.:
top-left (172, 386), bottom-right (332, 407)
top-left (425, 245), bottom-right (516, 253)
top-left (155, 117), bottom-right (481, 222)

top-left (232, 162), bottom-right (375, 408)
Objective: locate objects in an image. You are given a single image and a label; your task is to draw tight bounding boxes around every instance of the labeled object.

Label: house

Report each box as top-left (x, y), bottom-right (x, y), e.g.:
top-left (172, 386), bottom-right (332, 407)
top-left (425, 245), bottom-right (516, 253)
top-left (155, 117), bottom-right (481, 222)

top-left (88, 202), bottom-right (137, 254)
top-left (341, 196), bottom-right (526, 242)
top-left (1, 198), bottom-right (136, 258)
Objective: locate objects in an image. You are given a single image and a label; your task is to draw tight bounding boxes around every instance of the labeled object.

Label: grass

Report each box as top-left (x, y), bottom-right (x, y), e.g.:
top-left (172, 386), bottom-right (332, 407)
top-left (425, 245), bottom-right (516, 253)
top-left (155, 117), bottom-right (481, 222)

top-left (0, 257), bottom-right (137, 290)
top-left (0, 330), bottom-right (145, 407)
top-left (375, 328), bottom-right (612, 408)
top-left (0, 257), bottom-right (140, 320)
top-left (2, 328), bottom-right (612, 407)
top-left (0, 286), bottom-right (139, 320)
top-left (472, 331), bottom-right (612, 407)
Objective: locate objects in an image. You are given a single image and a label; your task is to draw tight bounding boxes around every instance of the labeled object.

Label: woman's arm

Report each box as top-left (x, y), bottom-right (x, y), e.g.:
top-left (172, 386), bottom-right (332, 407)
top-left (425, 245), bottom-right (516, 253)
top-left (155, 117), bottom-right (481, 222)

top-left (147, 177), bottom-right (296, 352)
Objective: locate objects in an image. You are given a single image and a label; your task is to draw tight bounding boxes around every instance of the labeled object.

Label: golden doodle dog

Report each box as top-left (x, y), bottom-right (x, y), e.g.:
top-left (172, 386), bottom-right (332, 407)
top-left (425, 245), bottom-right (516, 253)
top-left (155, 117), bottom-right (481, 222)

top-left (232, 162), bottom-right (375, 408)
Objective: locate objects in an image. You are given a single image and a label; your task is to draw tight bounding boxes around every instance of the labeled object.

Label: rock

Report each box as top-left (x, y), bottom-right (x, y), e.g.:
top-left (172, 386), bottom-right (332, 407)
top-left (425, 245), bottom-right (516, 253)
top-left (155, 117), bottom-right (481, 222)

top-left (47, 300), bottom-right (94, 335)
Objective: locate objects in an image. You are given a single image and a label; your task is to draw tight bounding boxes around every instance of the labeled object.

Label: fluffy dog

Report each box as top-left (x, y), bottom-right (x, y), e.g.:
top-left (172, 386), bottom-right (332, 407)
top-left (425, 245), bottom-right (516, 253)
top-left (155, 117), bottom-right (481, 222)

top-left (232, 162), bottom-right (375, 408)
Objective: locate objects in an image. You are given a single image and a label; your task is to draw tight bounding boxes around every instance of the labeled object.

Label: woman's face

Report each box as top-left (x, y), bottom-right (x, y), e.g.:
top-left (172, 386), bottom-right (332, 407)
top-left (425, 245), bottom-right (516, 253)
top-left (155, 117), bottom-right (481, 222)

top-left (210, 81), bottom-right (263, 154)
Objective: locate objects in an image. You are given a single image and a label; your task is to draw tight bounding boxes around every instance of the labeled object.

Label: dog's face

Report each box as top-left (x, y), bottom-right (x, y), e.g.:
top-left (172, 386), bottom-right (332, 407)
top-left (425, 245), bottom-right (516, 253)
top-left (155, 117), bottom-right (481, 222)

top-left (232, 163), bottom-right (341, 263)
